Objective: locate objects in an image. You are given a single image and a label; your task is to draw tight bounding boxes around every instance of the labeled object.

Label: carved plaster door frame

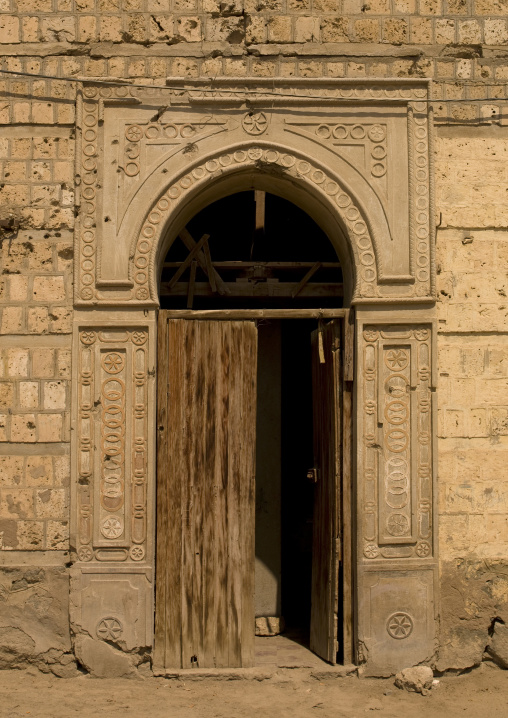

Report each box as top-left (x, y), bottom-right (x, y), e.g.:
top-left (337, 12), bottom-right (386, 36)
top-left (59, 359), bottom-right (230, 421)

top-left (69, 78), bottom-right (437, 676)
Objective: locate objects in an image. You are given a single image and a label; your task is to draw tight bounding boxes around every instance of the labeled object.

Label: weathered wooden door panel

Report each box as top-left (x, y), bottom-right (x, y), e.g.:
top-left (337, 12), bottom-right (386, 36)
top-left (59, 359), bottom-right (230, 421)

top-left (310, 320), bottom-right (342, 664)
top-left (155, 316), bottom-right (257, 669)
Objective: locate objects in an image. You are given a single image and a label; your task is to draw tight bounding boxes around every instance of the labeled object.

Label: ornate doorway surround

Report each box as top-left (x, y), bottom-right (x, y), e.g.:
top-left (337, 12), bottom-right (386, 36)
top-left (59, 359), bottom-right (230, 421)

top-left (70, 78), bottom-right (437, 676)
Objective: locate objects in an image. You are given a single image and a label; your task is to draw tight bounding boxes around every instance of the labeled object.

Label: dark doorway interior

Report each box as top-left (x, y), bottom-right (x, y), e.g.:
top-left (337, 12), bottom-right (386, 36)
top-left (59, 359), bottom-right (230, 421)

top-left (254, 318), bottom-right (317, 642)
top-left (159, 191), bottom-right (343, 310)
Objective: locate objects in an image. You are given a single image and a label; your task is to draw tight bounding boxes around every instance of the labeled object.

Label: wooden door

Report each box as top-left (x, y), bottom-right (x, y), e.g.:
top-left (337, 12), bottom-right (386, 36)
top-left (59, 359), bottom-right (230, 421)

top-left (310, 320), bottom-right (342, 664)
top-left (155, 316), bottom-right (257, 669)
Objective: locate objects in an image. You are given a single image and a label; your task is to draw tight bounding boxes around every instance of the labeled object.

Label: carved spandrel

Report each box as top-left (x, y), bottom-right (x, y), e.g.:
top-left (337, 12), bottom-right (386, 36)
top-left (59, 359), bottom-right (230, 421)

top-left (284, 120), bottom-right (388, 188)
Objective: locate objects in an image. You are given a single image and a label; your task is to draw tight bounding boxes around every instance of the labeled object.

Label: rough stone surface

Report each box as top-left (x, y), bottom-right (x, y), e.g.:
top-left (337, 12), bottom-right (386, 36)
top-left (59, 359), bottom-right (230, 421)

top-left (0, 566), bottom-right (77, 676)
top-left (74, 637), bottom-right (138, 679)
top-left (436, 560), bottom-right (508, 672)
top-left (487, 621), bottom-right (508, 669)
top-left (394, 666), bottom-right (434, 695)
top-left (255, 617), bottom-right (285, 637)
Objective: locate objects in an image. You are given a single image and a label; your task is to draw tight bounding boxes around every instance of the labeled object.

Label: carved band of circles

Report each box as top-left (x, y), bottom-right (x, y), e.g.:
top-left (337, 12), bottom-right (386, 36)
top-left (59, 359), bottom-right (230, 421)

top-left (386, 612), bottom-right (414, 640)
top-left (96, 616), bottom-right (123, 641)
top-left (135, 148), bottom-right (377, 301)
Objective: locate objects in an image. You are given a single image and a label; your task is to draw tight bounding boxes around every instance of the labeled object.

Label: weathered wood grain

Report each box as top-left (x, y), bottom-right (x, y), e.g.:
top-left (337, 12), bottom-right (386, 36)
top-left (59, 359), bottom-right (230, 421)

top-left (310, 320), bottom-right (342, 665)
top-left (156, 317), bottom-right (257, 669)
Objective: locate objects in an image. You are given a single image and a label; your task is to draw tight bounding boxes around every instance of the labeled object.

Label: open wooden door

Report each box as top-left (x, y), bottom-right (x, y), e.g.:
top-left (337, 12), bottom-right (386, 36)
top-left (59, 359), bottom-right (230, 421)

top-left (310, 320), bottom-right (342, 664)
top-left (155, 316), bottom-right (257, 670)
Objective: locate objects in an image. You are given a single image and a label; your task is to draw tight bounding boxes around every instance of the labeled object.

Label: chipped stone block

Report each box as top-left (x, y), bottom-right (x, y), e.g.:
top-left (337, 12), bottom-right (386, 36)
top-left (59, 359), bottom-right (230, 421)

top-left (255, 616), bottom-right (285, 636)
top-left (394, 666), bottom-right (434, 695)
top-left (0, 457), bottom-right (24, 487)
top-left (75, 636), bottom-right (137, 678)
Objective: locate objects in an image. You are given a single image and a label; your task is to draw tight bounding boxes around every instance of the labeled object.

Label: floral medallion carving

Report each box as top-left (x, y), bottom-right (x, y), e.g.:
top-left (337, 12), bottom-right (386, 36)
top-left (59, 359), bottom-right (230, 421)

top-left (96, 617), bottom-right (123, 641)
top-left (242, 111), bottom-right (268, 135)
top-left (386, 612), bottom-right (414, 640)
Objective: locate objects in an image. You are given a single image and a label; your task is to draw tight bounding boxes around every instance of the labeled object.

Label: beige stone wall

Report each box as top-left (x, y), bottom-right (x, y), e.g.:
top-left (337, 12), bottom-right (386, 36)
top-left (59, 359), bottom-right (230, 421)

top-left (0, 128), bottom-right (74, 552)
top-left (435, 133), bottom-right (508, 668)
top-left (0, 0), bottom-right (507, 672)
top-left (0, 1), bottom-right (507, 125)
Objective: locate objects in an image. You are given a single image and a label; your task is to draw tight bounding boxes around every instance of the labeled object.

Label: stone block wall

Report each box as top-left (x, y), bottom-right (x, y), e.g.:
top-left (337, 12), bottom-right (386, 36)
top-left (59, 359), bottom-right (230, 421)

top-left (0, 0), bottom-right (507, 675)
top-left (0, 106), bottom-right (74, 669)
top-left (435, 134), bottom-right (508, 669)
top-left (0, 1), bottom-right (507, 123)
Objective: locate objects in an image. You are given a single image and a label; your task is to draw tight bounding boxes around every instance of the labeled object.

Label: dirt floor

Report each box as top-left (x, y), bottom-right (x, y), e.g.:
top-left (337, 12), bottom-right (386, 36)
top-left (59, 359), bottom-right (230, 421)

top-left (0, 663), bottom-right (506, 718)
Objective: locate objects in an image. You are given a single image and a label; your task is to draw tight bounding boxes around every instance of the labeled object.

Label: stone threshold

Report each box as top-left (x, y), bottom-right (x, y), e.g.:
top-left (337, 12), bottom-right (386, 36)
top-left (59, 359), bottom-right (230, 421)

top-left (152, 664), bottom-right (357, 681)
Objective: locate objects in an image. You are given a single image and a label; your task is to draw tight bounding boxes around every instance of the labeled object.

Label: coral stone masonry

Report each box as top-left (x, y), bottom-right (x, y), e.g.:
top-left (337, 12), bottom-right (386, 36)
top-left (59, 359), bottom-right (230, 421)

top-left (0, 0), bottom-right (507, 678)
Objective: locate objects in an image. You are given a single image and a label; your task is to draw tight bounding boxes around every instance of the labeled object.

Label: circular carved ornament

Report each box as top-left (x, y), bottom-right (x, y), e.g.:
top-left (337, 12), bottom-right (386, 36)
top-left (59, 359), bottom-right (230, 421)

top-left (77, 546), bottom-right (93, 562)
top-left (131, 331), bottom-right (147, 346)
top-left (386, 612), bottom-right (414, 640)
top-left (101, 352), bottom-right (125, 374)
top-left (101, 516), bottom-right (124, 539)
top-left (80, 331), bottom-right (97, 345)
top-left (414, 328), bottom-right (430, 341)
top-left (385, 349), bottom-right (409, 371)
top-left (363, 329), bottom-right (379, 342)
top-left (242, 112), bottom-right (268, 136)
top-left (416, 541), bottom-right (431, 557)
top-left (97, 616), bottom-right (123, 641)
top-left (136, 287), bottom-right (150, 300)
top-left (368, 124), bottom-right (385, 143)
top-left (125, 125), bottom-right (143, 142)
top-left (364, 543), bottom-right (379, 559)
top-left (387, 513), bottom-right (410, 536)
top-left (129, 545), bottom-right (145, 561)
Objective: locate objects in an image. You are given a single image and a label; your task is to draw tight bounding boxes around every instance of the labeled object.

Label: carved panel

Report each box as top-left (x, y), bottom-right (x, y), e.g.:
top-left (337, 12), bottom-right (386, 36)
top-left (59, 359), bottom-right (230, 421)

top-left (76, 328), bottom-right (148, 564)
top-left (359, 569), bottom-right (435, 675)
top-left (72, 566), bottom-right (152, 651)
top-left (362, 325), bottom-right (434, 561)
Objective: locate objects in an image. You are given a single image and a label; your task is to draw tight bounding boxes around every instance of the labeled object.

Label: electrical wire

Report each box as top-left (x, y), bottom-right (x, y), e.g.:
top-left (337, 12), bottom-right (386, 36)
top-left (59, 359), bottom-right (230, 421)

top-left (0, 68), bottom-right (506, 103)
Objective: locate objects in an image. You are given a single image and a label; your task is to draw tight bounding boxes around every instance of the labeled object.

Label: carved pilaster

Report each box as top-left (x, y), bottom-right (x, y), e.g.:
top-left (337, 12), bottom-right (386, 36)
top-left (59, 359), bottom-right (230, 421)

top-left (356, 315), bottom-right (437, 675)
top-left (74, 326), bottom-right (149, 564)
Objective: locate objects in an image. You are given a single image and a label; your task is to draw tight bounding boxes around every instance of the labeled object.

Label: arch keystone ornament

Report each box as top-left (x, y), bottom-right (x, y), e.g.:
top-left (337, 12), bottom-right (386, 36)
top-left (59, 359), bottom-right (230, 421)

top-left (71, 78), bottom-right (437, 677)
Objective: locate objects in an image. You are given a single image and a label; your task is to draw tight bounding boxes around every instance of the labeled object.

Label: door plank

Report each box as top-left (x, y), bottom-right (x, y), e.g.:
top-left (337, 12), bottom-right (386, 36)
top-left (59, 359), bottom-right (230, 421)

top-left (215, 323), bottom-right (230, 667)
top-left (310, 320), bottom-right (342, 664)
top-left (155, 312), bottom-right (169, 668)
top-left (156, 317), bottom-right (257, 669)
top-left (239, 322), bottom-right (257, 667)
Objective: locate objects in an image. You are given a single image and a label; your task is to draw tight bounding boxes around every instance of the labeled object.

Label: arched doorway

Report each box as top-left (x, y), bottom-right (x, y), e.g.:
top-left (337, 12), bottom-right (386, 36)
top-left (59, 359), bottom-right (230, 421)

top-left (155, 190), bottom-right (354, 670)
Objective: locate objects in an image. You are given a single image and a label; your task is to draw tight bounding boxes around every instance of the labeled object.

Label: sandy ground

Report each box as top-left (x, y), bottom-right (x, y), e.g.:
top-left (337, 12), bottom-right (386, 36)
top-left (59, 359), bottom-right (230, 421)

top-left (0, 663), bottom-right (506, 718)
